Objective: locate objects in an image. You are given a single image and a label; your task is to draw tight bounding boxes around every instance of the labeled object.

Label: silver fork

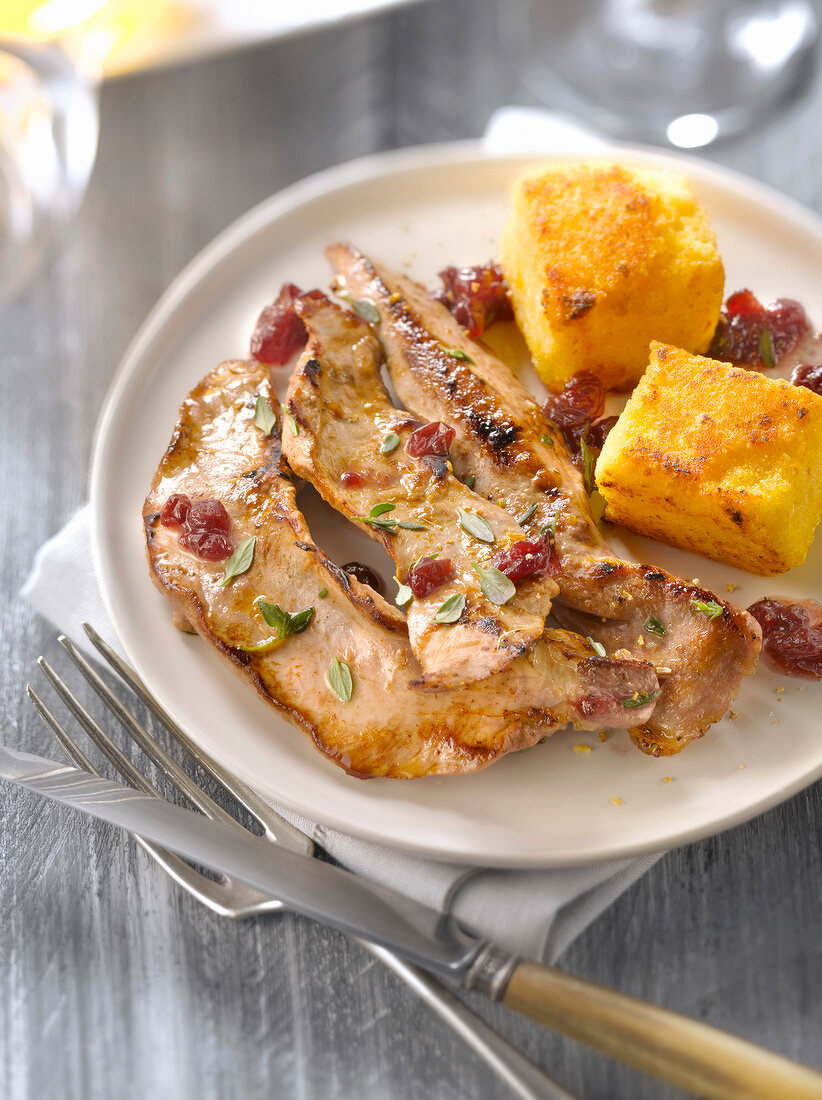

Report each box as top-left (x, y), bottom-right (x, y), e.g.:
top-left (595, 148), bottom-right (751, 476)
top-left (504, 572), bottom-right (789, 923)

top-left (25, 623), bottom-right (576, 1100)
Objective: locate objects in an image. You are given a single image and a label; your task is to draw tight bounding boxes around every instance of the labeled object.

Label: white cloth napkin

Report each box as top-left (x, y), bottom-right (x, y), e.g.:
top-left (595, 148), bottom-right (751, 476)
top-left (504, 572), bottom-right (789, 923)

top-left (20, 108), bottom-right (660, 965)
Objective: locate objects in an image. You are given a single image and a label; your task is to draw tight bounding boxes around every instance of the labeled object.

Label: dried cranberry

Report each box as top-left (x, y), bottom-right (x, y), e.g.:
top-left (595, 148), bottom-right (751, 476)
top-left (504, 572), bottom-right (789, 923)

top-left (492, 536), bottom-right (559, 585)
top-left (249, 284), bottom-right (328, 366)
top-left (407, 421), bottom-right (455, 459)
top-left (160, 493), bottom-right (191, 531)
top-left (585, 415), bottom-right (619, 450)
top-left (542, 371), bottom-right (606, 451)
top-left (433, 262), bottom-right (513, 338)
top-left (341, 470), bottom-right (367, 488)
top-left (576, 690), bottom-right (615, 719)
top-left (408, 556), bottom-right (454, 599)
top-left (748, 596), bottom-right (822, 679)
top-left (791, 363), bottom-right (822, 396)
top-left (180, 529), bottom-right (234, 561)
top-left (708, 290), bottom-right (811, 369)
top-left (186, 499), bottom-right (231, 534)
top-left (343, 561), bottom-right (384, 593)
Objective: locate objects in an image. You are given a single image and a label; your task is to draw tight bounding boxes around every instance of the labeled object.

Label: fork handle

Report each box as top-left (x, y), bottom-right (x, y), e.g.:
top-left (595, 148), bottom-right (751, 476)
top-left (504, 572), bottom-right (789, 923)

top-left (497, 960), bottom-right (822, 1100)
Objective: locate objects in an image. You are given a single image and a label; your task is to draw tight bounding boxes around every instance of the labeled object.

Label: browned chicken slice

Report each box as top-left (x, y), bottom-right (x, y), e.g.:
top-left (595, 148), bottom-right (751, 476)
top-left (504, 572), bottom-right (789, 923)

top-left (143, 359), bottom-right (660, 778)
top-left (328, 243), bottom-right (762, 756)
top-left (283, 295), bottom-right (558, 688)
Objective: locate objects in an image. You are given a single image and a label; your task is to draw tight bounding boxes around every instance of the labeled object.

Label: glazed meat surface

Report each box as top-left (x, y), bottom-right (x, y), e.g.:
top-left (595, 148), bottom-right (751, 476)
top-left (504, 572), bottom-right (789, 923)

top-left (283, 295), bottom-right (557, 687)
top-left (329, 243), bottom-right (762, 755)
top-left (144, 359), bottom-right (659, 779)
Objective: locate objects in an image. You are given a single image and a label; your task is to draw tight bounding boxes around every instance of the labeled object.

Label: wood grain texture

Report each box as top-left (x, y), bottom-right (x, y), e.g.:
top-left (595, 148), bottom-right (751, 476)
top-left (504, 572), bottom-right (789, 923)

top-left (1, 1), bottom-right (821, 1097)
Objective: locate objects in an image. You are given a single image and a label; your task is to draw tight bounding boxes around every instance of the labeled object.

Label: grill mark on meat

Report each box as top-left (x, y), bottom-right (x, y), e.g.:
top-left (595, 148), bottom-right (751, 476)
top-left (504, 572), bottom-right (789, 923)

top-left (144, 359), bottom-right (660, 777)
top-left (329, 243), bottom-right (762, 754)
top-left (283, 296), bottom-right (562, 688)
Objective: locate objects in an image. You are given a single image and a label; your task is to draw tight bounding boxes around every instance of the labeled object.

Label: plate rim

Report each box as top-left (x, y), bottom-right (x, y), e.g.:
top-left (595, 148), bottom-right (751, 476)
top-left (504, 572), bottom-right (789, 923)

top-left (90, 138), bottom-right (822, 866)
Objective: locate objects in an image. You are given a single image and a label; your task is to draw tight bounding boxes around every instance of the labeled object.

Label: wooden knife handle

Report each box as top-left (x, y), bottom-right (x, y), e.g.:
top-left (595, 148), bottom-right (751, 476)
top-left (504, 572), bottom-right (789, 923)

top-left (501, 960), bottom-right (822, 1099)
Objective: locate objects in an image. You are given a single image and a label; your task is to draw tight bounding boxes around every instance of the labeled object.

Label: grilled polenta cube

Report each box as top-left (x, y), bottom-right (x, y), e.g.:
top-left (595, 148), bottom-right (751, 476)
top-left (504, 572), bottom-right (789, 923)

top-left (501, 162), bottom-right (724, 391)
top-left (596, 342), bottom-right (822, 575)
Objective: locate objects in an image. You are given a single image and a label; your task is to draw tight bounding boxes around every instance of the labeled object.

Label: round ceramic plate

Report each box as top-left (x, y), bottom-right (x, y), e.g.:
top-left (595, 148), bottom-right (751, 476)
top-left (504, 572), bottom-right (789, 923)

top-left (91, 141), bottom-right (822, 867)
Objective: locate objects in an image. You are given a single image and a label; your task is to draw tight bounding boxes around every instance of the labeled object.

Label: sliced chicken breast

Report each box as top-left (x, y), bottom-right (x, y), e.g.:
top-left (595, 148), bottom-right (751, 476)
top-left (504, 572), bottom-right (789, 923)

top-left (283, 294), bottom-right (558, 687)
top-left (328, 243), bottom-right (762, 756)
top-left (144, 359), bottom-right (660, 779)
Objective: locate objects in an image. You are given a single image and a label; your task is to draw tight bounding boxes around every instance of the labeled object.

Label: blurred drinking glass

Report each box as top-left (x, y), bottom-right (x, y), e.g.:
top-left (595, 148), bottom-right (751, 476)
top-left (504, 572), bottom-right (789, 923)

top-left (0, 5), bottom-right (101, 306)
top-left (506, 0), bottom-right (819, 148)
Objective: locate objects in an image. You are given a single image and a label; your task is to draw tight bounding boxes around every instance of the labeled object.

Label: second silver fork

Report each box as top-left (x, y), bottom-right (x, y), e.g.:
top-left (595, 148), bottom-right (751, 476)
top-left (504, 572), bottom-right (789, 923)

top-left (27, 623), bottom-right (575, 1100)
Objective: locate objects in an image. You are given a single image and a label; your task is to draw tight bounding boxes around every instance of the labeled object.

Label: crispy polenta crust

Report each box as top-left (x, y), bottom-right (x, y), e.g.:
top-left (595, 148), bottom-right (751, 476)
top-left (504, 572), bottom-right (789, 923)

top-left (597, 342), bottom-right (822, 575)
top-left (501, 161), bottom-right (724, 391)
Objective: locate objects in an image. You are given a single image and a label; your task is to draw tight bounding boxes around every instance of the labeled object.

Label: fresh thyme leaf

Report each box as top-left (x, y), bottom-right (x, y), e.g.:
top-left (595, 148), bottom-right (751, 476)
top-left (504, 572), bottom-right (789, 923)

top-left (256, 598), bottom-right (314, 638)
top-left (345, 296), bottom-right (380, 324)
top-left (435, 592), bottom-right (466, 624)
top-left (381, 432), bottom-right (400, 453)
top-left (221, 535), bottom-right (256, 586)
top-left (759, 327), bottom-right (776, 368)
top-left (318, 588), bottom-right (329, 598)
top-left (586, 636), bottom-right (606, 657)
top-left (394, 577), bottom-right (413, 607)
top-left (253, 396), bottom-right (275, 436)
top-left (440, 345), bottom-right (474, 363)
top-left (242, 598), bottom-right (315, 653)
top-left (517, 502), bottom-right (538, 525)
top-left (645, 614), bottom-right (666, 637)
top-left (473, 563), bottom-right (516, 605)
top-left (285, 409), bottom-right (299, 436)
top-left (327, 657), bottom-right (353, 702)
top-left (540, 516), bottom-right (557, 541)
top-left (458, 508), bottom-right (495, 543)
top-left (363, 517), bottom-right (397, 532)
top-left (465, 474), bottom-right (476, 490)
top-left (580, 438), bottom-right (596, 495)
top-left (622, 690), bottom-right (659, 709)
top-left (369, 502), bottom-right (396, 518)
top-left (541, 433), bottom-right (555, 447)
top-left (691, 598), bottom-right (723, 620)
top-left (397, 521), bottom-right (427, 531)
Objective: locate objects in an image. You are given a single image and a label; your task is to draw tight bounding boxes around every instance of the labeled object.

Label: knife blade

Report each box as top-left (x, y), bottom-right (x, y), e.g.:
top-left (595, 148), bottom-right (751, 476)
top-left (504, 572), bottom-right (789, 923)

top-left (0, 744), bottom-right (482, 978)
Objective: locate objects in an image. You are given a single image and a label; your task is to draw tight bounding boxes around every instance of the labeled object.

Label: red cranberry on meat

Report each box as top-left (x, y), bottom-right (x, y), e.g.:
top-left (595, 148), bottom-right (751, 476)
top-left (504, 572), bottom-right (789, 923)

top-left (249, 284), bottom-right (328, 366)
top-left (493, 536), bottom-right (559, 585)
top-left (341, 470), bottom-right (367, 488)
top-left (407, 421), bottom-right (455, 459)
top-left (748, 596), bottom-right (822, 679)
top-left (343, 561), bottom-right (384, 593)
top-left (408, 556), bottom-right (454, 599)
top-left (166, 496), bottom-right (234, 562)
top-left (180, 529), bottom-right (234, 561)
top-left (433, 262), bottom-right (514, 338)
top-left (160, 493), bottom-right (191, 531)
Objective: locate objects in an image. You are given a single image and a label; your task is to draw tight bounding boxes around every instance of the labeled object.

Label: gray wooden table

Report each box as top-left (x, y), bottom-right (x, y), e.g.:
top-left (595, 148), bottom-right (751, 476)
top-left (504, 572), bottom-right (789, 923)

top-left (2, 2), bottom-right (821, 1097)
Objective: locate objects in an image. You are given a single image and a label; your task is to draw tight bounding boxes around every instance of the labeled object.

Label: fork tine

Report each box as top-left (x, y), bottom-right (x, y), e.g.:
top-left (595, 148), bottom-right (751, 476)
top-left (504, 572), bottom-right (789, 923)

top-left (57, 634), bottom-right (240, 827)
top-left (26, 685), bottom-right (97, 773)
top-left (37, 656), bottom-right (163, 798)
top-left (81, 623), bottom-right (313, 855)
top-left (27, 680), bottom-right (247, 911)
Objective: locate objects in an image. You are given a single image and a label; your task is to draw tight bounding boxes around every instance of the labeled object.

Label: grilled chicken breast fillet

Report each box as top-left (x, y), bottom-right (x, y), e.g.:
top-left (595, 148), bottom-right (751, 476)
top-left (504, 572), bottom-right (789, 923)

top-left (144, 359), bottom-right (659, 779)
top-left (328, 243), bottom-right (762, 756)
top-left (283, 295), bottom-right (558, 688)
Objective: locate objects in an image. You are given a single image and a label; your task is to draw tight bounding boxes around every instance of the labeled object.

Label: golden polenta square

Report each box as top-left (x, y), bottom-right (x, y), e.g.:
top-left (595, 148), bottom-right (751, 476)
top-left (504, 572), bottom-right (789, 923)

top-left (596, 342), bottom-right (822, 575)
top-left (501, 161), bottom-right (724, 391)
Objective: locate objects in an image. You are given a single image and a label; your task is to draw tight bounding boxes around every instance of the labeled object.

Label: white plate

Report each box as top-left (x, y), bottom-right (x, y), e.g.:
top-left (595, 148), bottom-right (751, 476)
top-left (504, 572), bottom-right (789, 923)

top-left (91, 141), bottom-right (822, 867)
